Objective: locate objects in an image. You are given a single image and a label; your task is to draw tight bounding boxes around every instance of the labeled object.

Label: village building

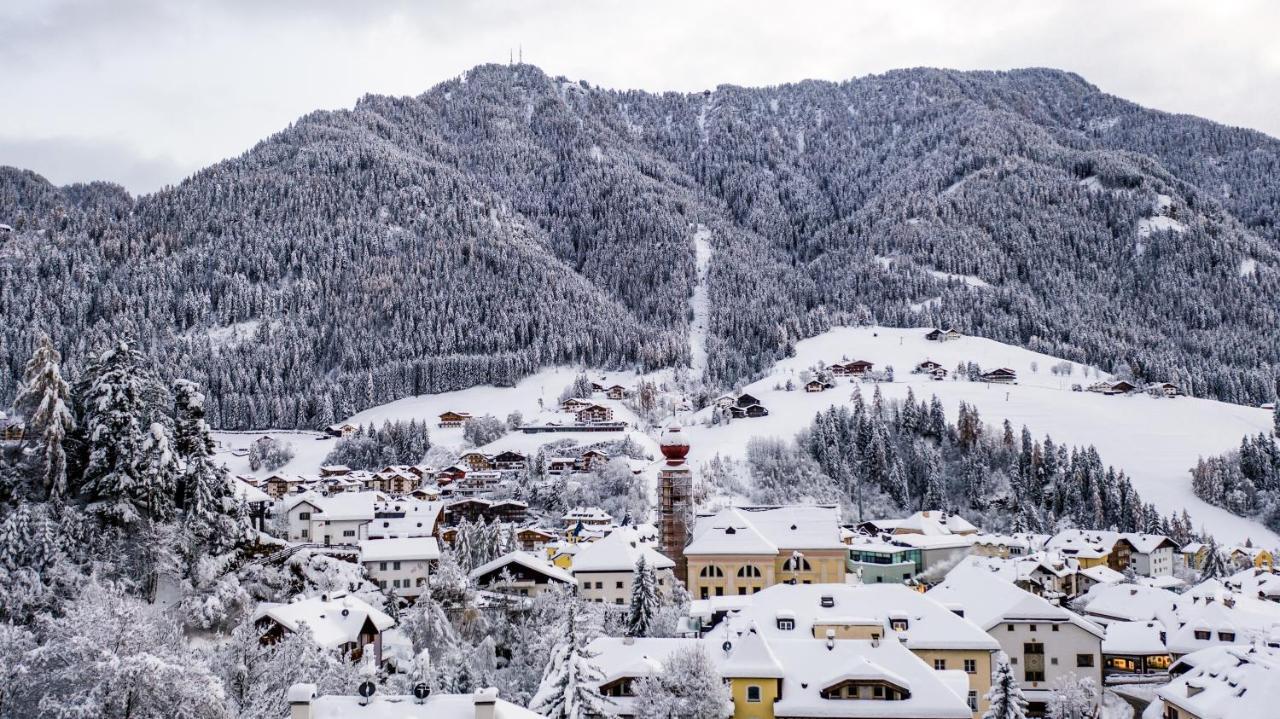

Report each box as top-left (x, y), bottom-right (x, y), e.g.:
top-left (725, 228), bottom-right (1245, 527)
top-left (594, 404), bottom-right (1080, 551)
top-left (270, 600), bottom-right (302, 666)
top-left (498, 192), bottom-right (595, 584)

top-left (470, 550), bottom-right (576, 597)
top-left (1149, 381), bottom-right (1181, 398)
top-left (562, 506), bottom-right (613, 532)
top-left (366, 498), bottom-right (441, 540)
top-left (572, 526), bottom-right (675, 605)
top-left (573, 403), bottom-right (614, 424)
top-left (459, 451), bottom-right (493, 471)
top-left (606, 384), bottom-right (629, 400)
top-left (971, 533), bottom-right (1050, 559)
top-left (1088, 380), bottom-right (1137, 395)
top-left (359, 536), bottom-right (440, 599)
top-left (516, 527), bottom-right (556, 552)
top-left (441, 497), bottom-right (528, 526)
top-left (1101, 621), bottom-right (1172, 677)
top-left (578, 448), bottom-right (610, 471)
top-left (685, 505), bottom-right (847, 600)
top-left (306, 491), bottom-right (377, 545)
top-left (559, 397), bottom-right (593, 412)
top-left (803, 379), bottom-right (830, 393)
top-left (925, 328), bottom-right (963, 342)
top-left (285, 684), bottom-right (538, 719)
top-left (979, 367), bottom-right (1017, 384)
top-left (1150, 644), bottom-right (1280, 719)
top-left (437, 411), bottom-right (471, 428)
top-left (846, 540), bottom-right (923, 584)
top-left (490, 450), bottom-right (528, 471)
top-left (264, 473), bottom-right (308, 499)
top-left (255, 592), bottom-right (394, 665)
top-left (324, 422), bottom-right (359, 438)
top-left (1180, 542), bottom-right (1208, 569)
top-left (928, 564), bottom-right (1104, 717)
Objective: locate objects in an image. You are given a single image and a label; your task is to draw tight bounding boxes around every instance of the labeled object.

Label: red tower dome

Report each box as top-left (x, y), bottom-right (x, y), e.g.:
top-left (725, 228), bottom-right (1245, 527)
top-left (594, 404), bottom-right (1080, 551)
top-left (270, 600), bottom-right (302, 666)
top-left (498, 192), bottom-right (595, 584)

top-left (660, 424), bottom-right (690, 463)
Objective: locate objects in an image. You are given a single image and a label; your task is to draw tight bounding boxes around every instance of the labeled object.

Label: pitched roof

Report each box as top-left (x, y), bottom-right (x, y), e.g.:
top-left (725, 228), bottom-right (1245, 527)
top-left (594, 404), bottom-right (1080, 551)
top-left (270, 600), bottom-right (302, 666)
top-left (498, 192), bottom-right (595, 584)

top-left (358, 536), bottom-right (441, 563)
top-left (571, 526), bottom-right (674, 573)
top-left (928, 564), bottom-right (1104, 637)
top-left (686, 505), bottom-right (844, 556)
top-left (470, 550), bottom-right (575, 585)
top-left (254, 593), bottom-right (394, 649)
top-left (719, 624), bottom-right (785, 679)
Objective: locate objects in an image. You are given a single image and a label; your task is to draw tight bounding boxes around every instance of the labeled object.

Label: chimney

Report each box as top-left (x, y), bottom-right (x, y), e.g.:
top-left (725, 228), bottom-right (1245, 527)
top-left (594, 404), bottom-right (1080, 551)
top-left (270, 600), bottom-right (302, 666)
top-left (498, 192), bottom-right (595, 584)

top-left (287, 683), bottom-right (317, 719)
top-left (474, 687), bottom-right (499, 719)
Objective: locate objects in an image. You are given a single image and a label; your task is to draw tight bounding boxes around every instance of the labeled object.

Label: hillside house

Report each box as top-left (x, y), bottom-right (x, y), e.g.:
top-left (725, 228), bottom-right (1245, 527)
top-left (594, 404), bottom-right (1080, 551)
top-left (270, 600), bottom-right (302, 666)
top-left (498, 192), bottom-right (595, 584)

top-left (574, 404), bottom-right (614, 424)
top-left (470, 550), bottom-right (575, 597)
top-left (979, 368), bottom-right (1017, 384)
top-left (563, 506), bottom-right (614, 531)
top-left (458, 451), bottom-right (493, 471)
top-left (578, 448), bottom-right (610, 471)
top-left (1089, 380), bottom-right (1137, 395)
top-left (926, 328), bottom-right (963, 342)
top-left (441, 497), bottom-right (527, 526)
top-left (359, 536), bottom-right (440, 599)
top-left (491, 450), bottom-right (528, 471)
top-left (324, 422), bottom-right (359, 438)
top-left (254, 592), bottom-right (394, 665)
top-left (560, 398), bottom-right (593, 412)
top-left (803, 379), bottom-right (831, 393)
top-left (285, 685), bottom-right (538, 719)
top-left (435, 465), bottom-right (468, 484)
top-left (517, 527), bottom-right (556, 552)
top-left (437, 411), bottom-right (471, 428)
top-left (606, 384), bottom-right (629, 400)
top-left (1149, 382), bottom-right (1181, 398)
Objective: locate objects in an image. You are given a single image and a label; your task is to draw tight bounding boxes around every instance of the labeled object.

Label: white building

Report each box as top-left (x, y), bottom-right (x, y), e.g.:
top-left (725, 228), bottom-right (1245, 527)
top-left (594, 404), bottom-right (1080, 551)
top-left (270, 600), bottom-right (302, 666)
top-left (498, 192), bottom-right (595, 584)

top-left (928, 564), bottom-right (1103, 717)
top-left (470, 551), bottom-right (576, 597)
top-left (1151, 644), bottom-right (1280, 719)
top-left (287, 684), bottom-right (538, 719)
top-left (359, 536), bottom-right (440, 599)
top-left (309, 492), bottom-right (378, 545)
top-left (572, 526), bottom-right (675, 606)
top-left (254, 591), bottom-right (394, 665)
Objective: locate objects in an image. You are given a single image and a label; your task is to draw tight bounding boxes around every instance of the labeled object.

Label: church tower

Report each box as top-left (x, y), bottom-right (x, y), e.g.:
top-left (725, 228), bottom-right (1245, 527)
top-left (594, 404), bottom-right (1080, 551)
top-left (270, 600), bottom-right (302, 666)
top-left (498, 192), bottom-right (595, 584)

top-left (657, 424), bottom-right (692, 584)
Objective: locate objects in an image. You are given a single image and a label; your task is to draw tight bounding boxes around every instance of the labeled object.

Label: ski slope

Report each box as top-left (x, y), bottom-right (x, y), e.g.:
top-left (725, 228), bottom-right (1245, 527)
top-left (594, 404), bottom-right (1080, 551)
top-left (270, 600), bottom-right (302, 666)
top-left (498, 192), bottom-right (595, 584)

top-left (686, 326), bottom-right (1276, 546)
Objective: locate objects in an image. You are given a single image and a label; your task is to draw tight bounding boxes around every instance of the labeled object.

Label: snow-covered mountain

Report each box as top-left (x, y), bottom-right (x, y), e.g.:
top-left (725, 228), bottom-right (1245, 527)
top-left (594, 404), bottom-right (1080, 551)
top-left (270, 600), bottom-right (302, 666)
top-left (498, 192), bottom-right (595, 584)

top-left (3, 63), bottom-right (1279, 432)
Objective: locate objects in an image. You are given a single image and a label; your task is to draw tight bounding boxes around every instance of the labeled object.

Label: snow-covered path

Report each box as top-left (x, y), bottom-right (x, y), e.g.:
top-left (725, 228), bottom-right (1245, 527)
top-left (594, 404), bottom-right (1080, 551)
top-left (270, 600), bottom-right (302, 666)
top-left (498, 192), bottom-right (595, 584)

top-left (688, 225), bottom-right (713, 380)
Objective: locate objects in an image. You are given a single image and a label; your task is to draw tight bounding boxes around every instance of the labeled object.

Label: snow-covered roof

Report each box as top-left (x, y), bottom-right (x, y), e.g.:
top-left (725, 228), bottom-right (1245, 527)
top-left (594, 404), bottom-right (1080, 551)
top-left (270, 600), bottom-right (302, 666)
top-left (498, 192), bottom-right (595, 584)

top-left (1102, 621), bottom-right (1168, 656)
top-left (312, 492), bottom-right (377, 522)
top-left (254, 593), bottom-right (394, 649)
top-left (1044, 529), bottom-right (1116, 559)
top-left (1118, 532), bottom-right (1178, 554)
top-left (358, 537), bottom-right (440, 563)
top-left (927, 564), bottom-right (1104, 638)
top-left (719, 624), bottom-right (785, 678)
top-left (470, 551), bottom-right (575, 585)
top-left (686, 505), bottom-right (844, 556)
top-left (571, 526), bottom-right (674, 573)
top-left (1157, 645), bottom-right (1280, 719)
top-left (367, 500), bottom-right (441, 539)
top-left (302, 690), bottom-right (541, 719)
top-left (230, 476), bottom-right (270, 503)
top-left (720, 582), bottom-right (999, 652)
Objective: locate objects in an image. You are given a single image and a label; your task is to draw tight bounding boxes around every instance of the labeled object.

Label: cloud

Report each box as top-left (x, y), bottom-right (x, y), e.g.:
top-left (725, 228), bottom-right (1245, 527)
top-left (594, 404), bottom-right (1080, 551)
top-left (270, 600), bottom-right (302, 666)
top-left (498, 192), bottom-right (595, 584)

top-left (1, 0), bottom-right (1277, 194)
top-left (0, 136), bottom-right (195, 194)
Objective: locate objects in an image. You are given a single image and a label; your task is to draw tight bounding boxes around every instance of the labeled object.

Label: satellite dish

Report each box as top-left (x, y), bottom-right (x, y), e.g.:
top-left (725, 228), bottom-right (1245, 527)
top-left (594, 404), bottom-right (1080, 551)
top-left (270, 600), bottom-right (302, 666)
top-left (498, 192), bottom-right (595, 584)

top-left (413, 683), bottom-right (431, 702)
top-left (722, 640), bottom-right (732, 653)
top-left (358, 681), bottom-right (376, 698)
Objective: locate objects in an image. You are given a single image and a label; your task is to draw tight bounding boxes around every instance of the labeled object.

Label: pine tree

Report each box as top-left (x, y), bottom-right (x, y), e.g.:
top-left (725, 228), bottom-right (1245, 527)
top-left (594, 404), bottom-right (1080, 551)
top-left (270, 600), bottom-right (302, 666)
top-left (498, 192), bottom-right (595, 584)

top-left (531, 606), bottom-right (614, 719)
top-left (1199, 536), bottom-right (1229, 581)
top-left (984, 653), bottom-right (1028, 719)
top-left (12, 334), bottom-right (76, 500)
top-left (627, 556), bottom-right (659, 638)
top-left (81, 340), bottom-right (151, 524)
top-left (174, 380), bottom-right (239, 549)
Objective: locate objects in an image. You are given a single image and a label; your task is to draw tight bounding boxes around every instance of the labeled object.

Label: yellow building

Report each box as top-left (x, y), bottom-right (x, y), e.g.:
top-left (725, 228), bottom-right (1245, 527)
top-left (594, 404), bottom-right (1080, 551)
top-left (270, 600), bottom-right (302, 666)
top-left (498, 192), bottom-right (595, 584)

top-left (685, 506), bottom-right (848, 600)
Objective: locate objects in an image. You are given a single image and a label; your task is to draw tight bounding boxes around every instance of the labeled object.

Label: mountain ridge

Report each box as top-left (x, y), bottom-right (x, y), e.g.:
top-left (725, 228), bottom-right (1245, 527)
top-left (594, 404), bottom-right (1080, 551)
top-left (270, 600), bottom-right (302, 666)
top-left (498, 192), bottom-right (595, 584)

top-left (1, 63), bottom-right (1277, 429)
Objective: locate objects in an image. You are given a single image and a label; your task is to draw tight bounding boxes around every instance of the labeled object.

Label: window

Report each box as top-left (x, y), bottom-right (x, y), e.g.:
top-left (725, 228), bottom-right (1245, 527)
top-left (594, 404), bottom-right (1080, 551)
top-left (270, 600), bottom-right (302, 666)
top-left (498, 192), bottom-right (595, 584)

top-left (933, 659), bottom-right (947, 670)
top-left (1052, 624), bottom-right (1060, 631)
top-left (1194, 630), bottom-right (1211, 640)
top-left (1029, 624), bottom-right (1037, 632)
top-left (1219, 632), bottom-right (1236, 642)
top-left (301, 529), bottom-right (309, 539)
top-left (1050, 657), bottom-right (1059, 665)
top-left (379, 562), bottom-right (388, 571)
top-left (783, 556), bottom-right (813, 572)
top-left (700, 587), bottom-right (709, 599)
top-left (1007, 624), bottom-right (1015, 631)
top-left (1024, 642), bottom-right (1045, 682)
top-left (699, 565), bottom-right (725, 578)
top-left (343, 529), bottom-right (355, 537)
top-left (738, 587), bottom-right (747, 595)
top-left (595, 582), bottom-right (604, 589)
top-left (392, 561), bottom-right (401, 570)
top-left (737, 565), bottom-right (762, 578)
top-left (298, 512), bottom-right (311, 520)
top-left (968, 691), bottom-right (978, 712)
top-left (873, 685), bottom-right (884, 698)
top-left (746, 685), bottom-right (762, 703)
top-left (964, 659), bottom-right (977, 674)
top-left (615, 598), bottom-right (623, 605)
top-left (616, 581), bottom-right (624, 589)
top-left (777, 618), bottom-right (795, 631)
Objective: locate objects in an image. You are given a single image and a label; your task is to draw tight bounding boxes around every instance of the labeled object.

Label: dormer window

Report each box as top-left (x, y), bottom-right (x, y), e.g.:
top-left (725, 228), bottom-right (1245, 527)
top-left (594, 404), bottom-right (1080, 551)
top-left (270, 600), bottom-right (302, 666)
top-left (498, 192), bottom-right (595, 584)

top-left (1194, 630), bottom-right (1211, 640)
top-left (890, 618), bottom-right (909, 631)
top-left (777, 618), bottom-right (795, 631)
top-left (820, 595), bottom-right (835, 608)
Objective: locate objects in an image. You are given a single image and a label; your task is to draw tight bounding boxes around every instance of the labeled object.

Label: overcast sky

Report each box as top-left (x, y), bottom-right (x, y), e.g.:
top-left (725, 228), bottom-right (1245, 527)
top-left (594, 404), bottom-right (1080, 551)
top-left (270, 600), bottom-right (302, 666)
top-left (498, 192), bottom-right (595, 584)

top-left (3, 0), bottom-right (1277, 195)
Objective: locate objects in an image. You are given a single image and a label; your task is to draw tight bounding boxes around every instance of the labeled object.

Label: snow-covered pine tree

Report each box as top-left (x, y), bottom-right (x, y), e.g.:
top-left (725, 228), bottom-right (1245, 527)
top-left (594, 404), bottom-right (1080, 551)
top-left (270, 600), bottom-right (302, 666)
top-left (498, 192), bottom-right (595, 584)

top-left (1199, 536), bottom-right (1229, 581)
top-left (12, 333), bottom-right (76, 500)
top-left (136, 423), bottom-right (179, 523)
top-left (626, 556), bottom-right (658, 638)
top-left (531, 605), bottom-right (613, 719)
top-left (983, 652), bottom-right (1029, 719)
top-left (80, 339), bottom-right (151, 524)
top-left (173, 379), bottom-right (242, 550)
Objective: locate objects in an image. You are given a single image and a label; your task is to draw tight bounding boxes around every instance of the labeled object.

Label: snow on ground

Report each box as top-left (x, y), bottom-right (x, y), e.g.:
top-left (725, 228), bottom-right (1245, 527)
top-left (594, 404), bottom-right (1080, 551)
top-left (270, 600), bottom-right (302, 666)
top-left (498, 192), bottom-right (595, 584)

top-left (1239, 258), bottom-right (1258, 277)
top-left (212, 429), bottom-right (334, 479)
top-left (1137, 215), bottom-right (1186, 237)
top-left (924, 268), bottom-right (991, 289)
top-left (688, 225), bottom-right (713, 379)
top-left (204, 320), bottom-right (261, 349)
top-left (685, 326), bottom-right (1278, 546)
top-left (909, 297), bottom-right (942, 314)
top-left (1079, 175), bottom-right (1104, 192)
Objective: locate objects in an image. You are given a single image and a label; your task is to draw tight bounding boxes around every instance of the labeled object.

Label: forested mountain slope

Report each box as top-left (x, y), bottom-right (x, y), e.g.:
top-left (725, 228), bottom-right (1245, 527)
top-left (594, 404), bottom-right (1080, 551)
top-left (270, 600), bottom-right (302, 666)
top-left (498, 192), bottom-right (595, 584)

top-left (1, 64), bottom-right (1277, 429)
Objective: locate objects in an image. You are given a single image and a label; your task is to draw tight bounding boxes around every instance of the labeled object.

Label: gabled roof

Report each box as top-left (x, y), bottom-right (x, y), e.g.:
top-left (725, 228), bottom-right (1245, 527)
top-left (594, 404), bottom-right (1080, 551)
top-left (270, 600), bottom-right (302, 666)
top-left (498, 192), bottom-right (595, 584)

top-left (928, 564), bottom-right (1104, 638)
top-left (1103, 621), bottom-right (1168, 656)
top-left (254, 593), bottom-right (394, 649)
top-left (358, 536), bottom-right (440, 563)
top-left (470, 551), bottom-right (575, 585)
top-left (312, 492), bottom-right (377, 522)
top-left (1157, 645), bottom-right (1280, 719)
top-left (571, 527), bottom-right (674, 573)
top-left (719, 624), bottom-right (785, 679)
top-left (686, 505), bottom-right (845, 556)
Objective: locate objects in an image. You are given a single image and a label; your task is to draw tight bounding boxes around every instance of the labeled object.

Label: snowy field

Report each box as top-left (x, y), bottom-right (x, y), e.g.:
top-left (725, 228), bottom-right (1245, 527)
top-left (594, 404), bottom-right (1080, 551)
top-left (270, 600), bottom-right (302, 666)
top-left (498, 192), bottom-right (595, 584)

top-left (215, 325), bottom-right (1276, 546)
top-left (685, 326), bottom-right (1277, 546)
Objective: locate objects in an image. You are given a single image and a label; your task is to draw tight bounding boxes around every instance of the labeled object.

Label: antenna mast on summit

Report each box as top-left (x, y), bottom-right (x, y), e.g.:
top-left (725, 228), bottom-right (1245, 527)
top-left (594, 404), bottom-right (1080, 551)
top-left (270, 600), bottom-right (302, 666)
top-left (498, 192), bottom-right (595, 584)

top-left (519, 44), bottom-right (523, 64)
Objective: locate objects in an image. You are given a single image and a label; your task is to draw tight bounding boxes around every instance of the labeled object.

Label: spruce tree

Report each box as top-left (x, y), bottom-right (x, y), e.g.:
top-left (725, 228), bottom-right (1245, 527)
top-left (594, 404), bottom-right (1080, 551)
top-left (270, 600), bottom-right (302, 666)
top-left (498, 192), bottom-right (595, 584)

top-left (1199, 536), bottom-right (1229, 581)
top-left (627, 556), bottom-right (659, 638)
top-left (12, 334), bottom-right (75, 500)
top-left (81, 340), bottom-right (151, 524)
top-left (531, 606), bottom-right (613, 719)
top-left (984, 653), bottom-right (1029, 719)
